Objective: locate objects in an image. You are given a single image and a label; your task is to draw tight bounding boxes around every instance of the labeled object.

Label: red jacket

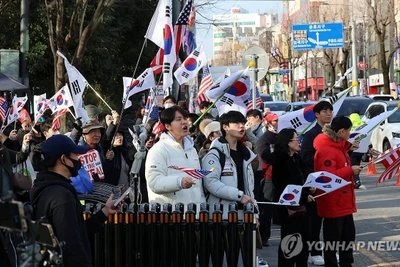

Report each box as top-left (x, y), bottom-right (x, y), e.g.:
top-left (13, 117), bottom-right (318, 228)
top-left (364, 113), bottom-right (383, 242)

top-left (313, 129), bottom-right (356, 218)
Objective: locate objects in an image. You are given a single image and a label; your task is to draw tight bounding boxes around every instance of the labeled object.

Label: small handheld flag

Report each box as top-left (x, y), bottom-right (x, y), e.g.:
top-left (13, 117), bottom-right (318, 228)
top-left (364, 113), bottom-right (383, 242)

top-left (168, 165), bottom-right (213, 179)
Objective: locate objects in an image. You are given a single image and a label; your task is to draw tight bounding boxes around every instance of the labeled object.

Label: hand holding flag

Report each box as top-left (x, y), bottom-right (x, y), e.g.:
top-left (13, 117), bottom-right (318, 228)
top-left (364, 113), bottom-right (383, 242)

top-left (168, 165), bottom-right (214, 179)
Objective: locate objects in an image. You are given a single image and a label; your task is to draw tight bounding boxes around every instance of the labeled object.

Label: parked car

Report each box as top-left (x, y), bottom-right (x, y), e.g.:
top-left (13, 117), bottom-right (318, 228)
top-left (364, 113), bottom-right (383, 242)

top-left (260, 94), bottom-right (273, 102)
top-left (335, 96), bottom-right (373, 117)
top-left (264, 101), bottom-right (288, 116)
top-left (284, 101), bottom-right (317, 113)
top-left (367, 94), bottom-right (395, 102)
top-left (363, 101), bottom-right (400, 152)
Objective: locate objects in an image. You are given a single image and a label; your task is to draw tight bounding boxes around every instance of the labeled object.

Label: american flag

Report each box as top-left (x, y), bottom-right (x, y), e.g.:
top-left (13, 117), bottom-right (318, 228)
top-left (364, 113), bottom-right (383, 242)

top-left (168, 165), bottom-right (213, 179)
top-left (0, 97), bottom-right (8, 124)
top-left (377, 147), bottom-right (400, 184)
top-left (153, 121), bottom-right (164, 139)
top-left (150, 0), bottom-right (193, 74)
top-left (246, 87), bottom-right (263, 112)
top-left (196, 64), bottom-right (212, 106)
top-left (52, 109), bottom-right (68, 131)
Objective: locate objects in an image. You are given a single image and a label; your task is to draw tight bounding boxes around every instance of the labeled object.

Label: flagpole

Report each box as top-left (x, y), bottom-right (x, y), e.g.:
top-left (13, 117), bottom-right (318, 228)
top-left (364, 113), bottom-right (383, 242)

top-left (191, 70), bottom-right (246, 128)
top-left (67, 107), bottom-right (76, 120)
top-left (87, 83), bottom-right (113, 111)
top-left (111, 39), bottom-right (148, 149)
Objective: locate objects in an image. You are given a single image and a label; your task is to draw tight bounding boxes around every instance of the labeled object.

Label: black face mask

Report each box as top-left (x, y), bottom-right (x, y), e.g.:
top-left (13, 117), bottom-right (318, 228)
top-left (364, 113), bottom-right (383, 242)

top-left (62, 155), bottom-right (82, 177)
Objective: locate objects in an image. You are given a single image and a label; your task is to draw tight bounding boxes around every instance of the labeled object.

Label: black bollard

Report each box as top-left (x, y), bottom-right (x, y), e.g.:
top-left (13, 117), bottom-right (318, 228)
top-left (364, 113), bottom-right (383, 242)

top-left (147, 203), bottom-right (159, 267)
top-left (135, 203), bottom-right (148, 267)
top-left (198, 203), bottom-right (210, 267)
top-left (212, 203), bottom-right (224, 267)
top-left (94, 203), bottom-right (104, 267)
top-left (114, 205), bottom-right (125, 267)
top-left (171, 203), bottom-right (184, 267)
top-left (159, 203), bottom-right (171, 267)
top-left (184, 203), bottom-right (197, 267)
top-left (125, 203), bottom-right (135, 267)
top-left (242, 203), bottom-right (255, 267)
top-left (227, 203), bottom-right (239, 267)
top-left (104, 214), bottom-right (114, 267)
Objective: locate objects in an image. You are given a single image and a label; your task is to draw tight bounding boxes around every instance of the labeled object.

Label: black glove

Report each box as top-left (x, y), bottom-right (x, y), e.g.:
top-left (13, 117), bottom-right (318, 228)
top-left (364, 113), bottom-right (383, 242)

top-left (73, 117), bottom-right (83, 131)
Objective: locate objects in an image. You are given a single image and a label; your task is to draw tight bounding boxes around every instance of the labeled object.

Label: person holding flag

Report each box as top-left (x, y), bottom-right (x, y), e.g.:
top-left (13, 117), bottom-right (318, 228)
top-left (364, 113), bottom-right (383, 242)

top-left (145, 106), bottom-right (206, 208)
top-left (300, 100), bottom-right (333, 266)
top-left (313, 116), bottom-right (362, 267)
top-left (271, 128), bottom-right (314, 267)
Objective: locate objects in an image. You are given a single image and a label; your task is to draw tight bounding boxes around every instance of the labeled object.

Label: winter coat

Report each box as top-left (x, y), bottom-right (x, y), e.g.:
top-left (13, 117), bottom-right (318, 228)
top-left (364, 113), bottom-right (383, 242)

top-left (313, 125), bottom-right (356, 218)
top-left (300, 123), bottom-right (323, 175)
top-left (245, 122), bottom-right (265, 147)
top-left (30, 171), bottom-right (107, 267)
top-left (256, 130), bottom-right (278, 180)
top-left (271, 151), bottom-right (309, 221)
top-left (145, 132), bottom-right (206, 207)
top-left (201, 137), bottom-right (257, 220)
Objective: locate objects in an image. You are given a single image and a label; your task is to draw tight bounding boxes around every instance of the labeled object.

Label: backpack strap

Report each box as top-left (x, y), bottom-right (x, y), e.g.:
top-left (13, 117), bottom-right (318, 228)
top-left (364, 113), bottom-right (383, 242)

top-left (209, 147), bottom-right (226, 171)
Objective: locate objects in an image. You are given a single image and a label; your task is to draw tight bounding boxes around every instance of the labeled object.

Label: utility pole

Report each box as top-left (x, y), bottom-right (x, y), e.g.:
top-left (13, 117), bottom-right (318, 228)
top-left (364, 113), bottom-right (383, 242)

top-left (351, 20), bottom-right (358, 95)
top-left (20, 0), bottom-right (29, 87)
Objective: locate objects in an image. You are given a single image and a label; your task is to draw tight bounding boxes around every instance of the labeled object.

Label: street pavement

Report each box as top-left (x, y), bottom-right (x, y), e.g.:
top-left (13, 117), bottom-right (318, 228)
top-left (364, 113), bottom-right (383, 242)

top-left (257, 163), bottom-right (400, 267)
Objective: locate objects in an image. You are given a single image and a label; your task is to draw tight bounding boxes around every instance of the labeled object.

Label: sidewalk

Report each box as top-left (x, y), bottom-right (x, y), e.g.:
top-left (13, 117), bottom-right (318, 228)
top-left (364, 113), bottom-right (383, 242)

top-left (257, 164), bottom-right (400, 267)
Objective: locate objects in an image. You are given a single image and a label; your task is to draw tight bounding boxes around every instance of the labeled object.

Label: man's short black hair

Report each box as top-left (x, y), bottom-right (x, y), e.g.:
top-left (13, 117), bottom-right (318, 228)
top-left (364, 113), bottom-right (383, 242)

top-left (188, 113), bottom-right (199, 122)
top-left (246, 109), bottom-right (262, 119)
top-left (199, 101), bottom-right (211, 110)
top-left (220, 111), bottom-right (246, 137)
top-left (313, 101), bottom-right (333, 114)
top-left (163, 95), bottom-right (177, 104)
top-left (160, 106), bottom-right (188, 126)
top-left (330, 116), bottom-right (352, 132)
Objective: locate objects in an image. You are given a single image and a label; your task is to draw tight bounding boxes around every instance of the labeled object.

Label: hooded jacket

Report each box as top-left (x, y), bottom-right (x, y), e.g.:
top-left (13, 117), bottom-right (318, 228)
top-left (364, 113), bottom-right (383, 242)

top-left (313, 125), bottom-right (356, 218)
top-left (201, 137), bottom-right (257, 220)
top-left (145, 132), bottom-right (206, 206)
top-left (30, 171), bottom-right (107, 267)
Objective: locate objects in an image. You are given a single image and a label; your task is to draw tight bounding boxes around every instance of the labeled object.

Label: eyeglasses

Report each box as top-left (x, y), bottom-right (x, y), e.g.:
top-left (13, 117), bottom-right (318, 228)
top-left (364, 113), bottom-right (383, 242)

top-left (290, 138), bottom-right (300, 142)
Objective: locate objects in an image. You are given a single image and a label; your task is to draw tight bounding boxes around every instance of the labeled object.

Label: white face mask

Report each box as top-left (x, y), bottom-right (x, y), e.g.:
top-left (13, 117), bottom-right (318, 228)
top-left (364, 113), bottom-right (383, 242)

top-left (164, 103), bottom-right (174, 109)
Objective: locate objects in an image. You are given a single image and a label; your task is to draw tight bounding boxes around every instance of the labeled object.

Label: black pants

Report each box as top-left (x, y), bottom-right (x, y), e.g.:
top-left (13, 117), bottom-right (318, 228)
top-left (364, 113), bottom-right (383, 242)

top-left (323, 214), bottom-right (355, 267)
top-left (278, 210), bottom-right (309, 267)
top-left (350, 152), bottom-right (363, 184)
top-left (306, 201), bottom-right (323, 256)
top-left (259, 204), bottom-right (274, 242)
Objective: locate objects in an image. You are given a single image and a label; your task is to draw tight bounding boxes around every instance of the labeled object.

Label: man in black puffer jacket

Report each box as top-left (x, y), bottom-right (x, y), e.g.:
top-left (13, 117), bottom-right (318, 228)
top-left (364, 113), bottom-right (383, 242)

top-left (30, 134), bottom-right (123, 267)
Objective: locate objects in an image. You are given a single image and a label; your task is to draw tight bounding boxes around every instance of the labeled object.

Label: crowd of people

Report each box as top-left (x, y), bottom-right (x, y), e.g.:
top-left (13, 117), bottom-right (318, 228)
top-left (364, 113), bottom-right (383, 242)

top-left (0, 97), bottom-right (365, 267)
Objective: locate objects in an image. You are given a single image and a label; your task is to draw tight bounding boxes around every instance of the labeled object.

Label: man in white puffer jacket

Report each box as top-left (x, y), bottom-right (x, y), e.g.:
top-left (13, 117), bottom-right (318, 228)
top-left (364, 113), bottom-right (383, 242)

top-left (202, 111), bottom-right (258, 220)
top-left (145, 106), bottom-right (206, 207)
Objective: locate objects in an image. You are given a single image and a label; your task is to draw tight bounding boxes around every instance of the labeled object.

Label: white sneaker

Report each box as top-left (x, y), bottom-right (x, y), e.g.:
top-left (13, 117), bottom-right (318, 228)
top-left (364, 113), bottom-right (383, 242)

top-left (358, 184), bottom-right (367, 190)
top-left (336, 253), bottom-right (340, 262)
top-left (308, 255), bottom-right (325, 266)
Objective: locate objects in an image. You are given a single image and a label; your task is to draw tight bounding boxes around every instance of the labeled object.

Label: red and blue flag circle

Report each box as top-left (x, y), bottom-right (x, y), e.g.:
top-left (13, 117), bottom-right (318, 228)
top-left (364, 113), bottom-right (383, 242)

top-left (315, 176), bottom-right (332, 183)
top-left (37, 102), bottom-right (43, 111)
top-left (163, 25), bottom-right (173, 55)
top-left (282, 193), bottom-right (295, 201)
top-left (303, 104), bottom-right (317, 122)
top-left (227, 80), bottom-right (247, 97)
top-left (56, 95), bottom-right (64, 105)
top-left (184, 58), bottom-right (198, 71)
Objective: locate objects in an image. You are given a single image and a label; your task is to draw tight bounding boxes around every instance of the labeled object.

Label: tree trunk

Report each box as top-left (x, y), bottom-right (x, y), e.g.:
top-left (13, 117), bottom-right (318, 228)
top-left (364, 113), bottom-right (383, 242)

top-left (379, 34), bottom-right (390, 94)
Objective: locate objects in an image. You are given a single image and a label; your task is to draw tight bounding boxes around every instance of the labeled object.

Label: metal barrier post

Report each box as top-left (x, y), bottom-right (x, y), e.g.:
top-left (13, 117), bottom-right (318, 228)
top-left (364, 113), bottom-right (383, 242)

top-left (212, 203), bottom-right (224, 267)
top-left (104, 214), bottom-right (114, 267)
top-left (135, 203), bottom-right (148, 267)
top-left (243, 203), bottom-right (254, 267)
top-left (184, 203), bottom-right (197, 267)
top-left (171, 203), bottom-right (184, 267)
top-left (125, 203), bottom-right (135, 266)
top-left (198, 203), bottom-right (210, 267)
top-left (93, 203), bottom-right (103, 267)
top-left (147, 203), bottom-right (159, 267)
top-left (159, 203), bottom-right (172, 267)
top-left (227, 203), bottom-right (239, 267)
